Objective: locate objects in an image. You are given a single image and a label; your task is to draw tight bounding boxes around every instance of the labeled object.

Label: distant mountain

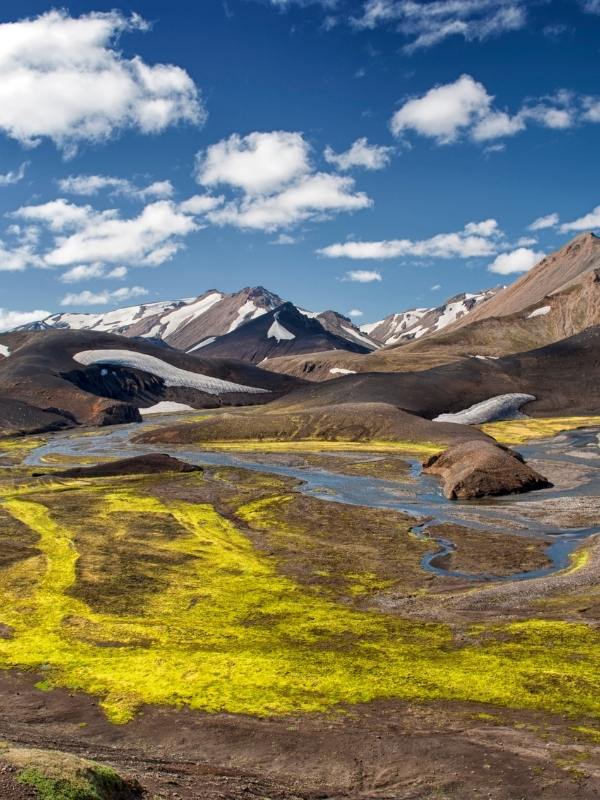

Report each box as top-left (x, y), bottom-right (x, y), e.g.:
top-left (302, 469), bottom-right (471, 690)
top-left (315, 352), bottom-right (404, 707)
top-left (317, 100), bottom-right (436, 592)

top-left (199, 302), bottom-right (373, 364)
top-left (22, 285), bottom-right (379, 357)
top-left (448, 232), bottom-right (600, 329)
top-left (263, 232), bottom-right (600, 381)
top-left (361, 289), bottom-right (499, 346)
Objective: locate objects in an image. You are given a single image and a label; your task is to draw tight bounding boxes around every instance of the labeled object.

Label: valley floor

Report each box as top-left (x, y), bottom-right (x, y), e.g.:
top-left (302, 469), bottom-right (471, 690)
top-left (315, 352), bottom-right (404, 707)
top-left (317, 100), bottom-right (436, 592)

top-left (0, 418), bottom-right (599, 798)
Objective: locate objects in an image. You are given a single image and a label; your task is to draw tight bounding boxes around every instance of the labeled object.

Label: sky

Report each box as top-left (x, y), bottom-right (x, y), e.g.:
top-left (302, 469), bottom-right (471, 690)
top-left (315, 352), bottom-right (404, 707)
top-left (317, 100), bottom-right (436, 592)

top-left (0, 0), bottom-right (599, 329)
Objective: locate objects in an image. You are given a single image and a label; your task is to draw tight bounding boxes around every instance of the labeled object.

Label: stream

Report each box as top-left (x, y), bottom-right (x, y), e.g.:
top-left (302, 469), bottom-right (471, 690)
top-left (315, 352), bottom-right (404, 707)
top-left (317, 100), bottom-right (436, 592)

top-left (25, 419), bottom-right (600, 585)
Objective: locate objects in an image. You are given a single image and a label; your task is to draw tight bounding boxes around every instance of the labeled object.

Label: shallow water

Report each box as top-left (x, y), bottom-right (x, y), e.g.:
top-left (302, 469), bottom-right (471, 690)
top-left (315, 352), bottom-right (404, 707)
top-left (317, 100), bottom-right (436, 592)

top-left (25, 419), bottom-right (600, 584)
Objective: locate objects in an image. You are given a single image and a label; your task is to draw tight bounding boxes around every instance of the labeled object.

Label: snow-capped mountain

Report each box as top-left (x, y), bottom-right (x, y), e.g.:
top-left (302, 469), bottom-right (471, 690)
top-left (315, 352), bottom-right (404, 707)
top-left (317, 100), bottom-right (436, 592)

top-left (21, 286), bottom-right (379, 355)
top-left (199, 303), bottom-right (373, 364)
top-left (361, 289), bottom-right (500, 346)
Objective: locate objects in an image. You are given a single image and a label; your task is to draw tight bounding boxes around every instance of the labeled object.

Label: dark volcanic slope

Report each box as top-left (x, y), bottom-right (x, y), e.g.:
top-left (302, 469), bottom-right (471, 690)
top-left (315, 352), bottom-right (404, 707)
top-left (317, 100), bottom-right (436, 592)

top-left (0, 329), bottom-right (303, 435)
top-left (199, 302), bottom-right (371, 364)
top-left (271, 326), bottom-right (600, 419)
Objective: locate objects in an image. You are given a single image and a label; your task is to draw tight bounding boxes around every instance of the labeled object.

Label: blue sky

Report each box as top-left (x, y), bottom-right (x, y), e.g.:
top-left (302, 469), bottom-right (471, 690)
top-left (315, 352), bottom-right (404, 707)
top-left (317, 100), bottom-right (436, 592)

top-left (0, 0), bottom-right (599, 328)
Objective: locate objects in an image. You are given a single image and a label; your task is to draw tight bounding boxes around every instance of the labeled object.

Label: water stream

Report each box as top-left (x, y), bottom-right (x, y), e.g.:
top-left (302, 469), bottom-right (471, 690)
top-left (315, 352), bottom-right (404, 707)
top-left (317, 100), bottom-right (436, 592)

top-left (25, 419), bottom-right (600, 584)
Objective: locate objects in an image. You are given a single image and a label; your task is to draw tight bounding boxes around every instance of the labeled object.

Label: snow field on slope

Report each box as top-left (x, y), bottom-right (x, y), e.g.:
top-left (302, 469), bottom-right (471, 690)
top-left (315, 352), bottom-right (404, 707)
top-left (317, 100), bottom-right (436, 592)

top-left (434, 393), bottom-right (536, 426)
top-left (73, 350), bottom-right (268, 395)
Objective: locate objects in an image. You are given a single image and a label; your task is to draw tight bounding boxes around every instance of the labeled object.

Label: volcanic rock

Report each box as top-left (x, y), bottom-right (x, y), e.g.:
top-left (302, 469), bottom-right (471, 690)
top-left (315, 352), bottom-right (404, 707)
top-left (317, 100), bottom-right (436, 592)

top-left (423, 441), bottom-right (552, 500)
top-left (47, 453), bottom-right (202, 479)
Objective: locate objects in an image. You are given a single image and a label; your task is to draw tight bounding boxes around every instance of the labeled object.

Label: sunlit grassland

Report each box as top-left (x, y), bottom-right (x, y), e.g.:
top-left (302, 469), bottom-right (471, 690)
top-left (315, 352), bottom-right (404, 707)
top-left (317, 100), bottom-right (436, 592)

top-left (193, 438), bottom-right (443, 456)
top-left (0, 471), bottom-right (597, 725)
top-left (480, 416), bottom-right (600, 445)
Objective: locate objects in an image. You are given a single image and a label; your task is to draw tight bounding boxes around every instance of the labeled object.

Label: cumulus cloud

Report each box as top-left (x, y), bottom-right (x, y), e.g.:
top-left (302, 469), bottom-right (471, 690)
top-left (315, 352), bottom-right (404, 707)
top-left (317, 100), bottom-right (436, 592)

top-left (0, 308), bottom-right (50, 331)
top-left (0, 10), bottom-right (203, 154)
top-left (355, 0), bottom-right (527, 51)
top-left (391, 75), bottom-right (598, 146)
top-left (320, 219), bottom-right (502, 260)
top-left (560, 206), bottom-right (600, 232)
top-left (45, 201), bottom-right (198, 267)
top-left (12, 199), bottom-right (113, 232)
top-left (528, 212), bottom-right (559, 231)
top-left (0, 161), bottom-right (29, 187)
top-left (61, 286), bottom-right (148, 306)
top-left (342, 270), bottom-right (382, 282)
top-left (0, 240), bottom-right (43, 271)
top-left (9, 194), bottom-right (218, 272)
top-left (58, 174), bottom-right (174, 201)
top-left (324, 137), bottom-right (393, 170)
top-left (59, 264), bottom-right (128, 283)
top-left (488, 247), bottom-right (544, 274)
top-left (208, 172), bottom-right (371, 231)
top-left (347, 308), bottom-right (364, 317)
top-left (196, 131), bottom-right (311, 195)
top-left (581, 0), bottom-right (600, 12)
top-left (196, 131), bottom-right (372, 231)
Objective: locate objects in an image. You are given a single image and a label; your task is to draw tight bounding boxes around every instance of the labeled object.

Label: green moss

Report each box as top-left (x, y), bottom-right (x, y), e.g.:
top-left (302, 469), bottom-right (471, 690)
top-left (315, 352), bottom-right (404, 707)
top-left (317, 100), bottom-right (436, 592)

top-left (480, 416), bottom-right (600, 445)
top-left (0, 483), bottom-right (598, 724)
top-left (197, 438), bottom-right (443, 456)
top-left (17, 765), bottom-right (125, 800)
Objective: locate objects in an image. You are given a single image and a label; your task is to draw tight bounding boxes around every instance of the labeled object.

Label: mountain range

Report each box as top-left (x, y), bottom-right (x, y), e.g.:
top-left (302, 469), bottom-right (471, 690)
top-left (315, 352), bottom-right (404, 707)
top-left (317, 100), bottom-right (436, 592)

top-left (1, 231), bottom-right (599, 438)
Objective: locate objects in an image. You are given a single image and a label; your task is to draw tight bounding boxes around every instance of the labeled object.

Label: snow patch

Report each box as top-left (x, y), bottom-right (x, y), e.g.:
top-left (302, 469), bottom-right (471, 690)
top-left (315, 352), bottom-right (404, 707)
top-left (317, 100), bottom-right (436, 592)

top-left (0, 344), bottom-right (10, 357)
top-left (434, 393), bottom-right (536, 426)
top-left (527, 305), bottom-right (551, 319)
top-left (161, 292), bottom-right (223, 338)
top-left (188, 337), bottom-right (217, 352)
top-left (228, 300), bottom-right (268, 333)
top-left (140, 401), bottom-right (197, 415)
top-left (267, 318), bottom-right (295, 342)
top-left (341, 325), bottom-right (376, 348)
top-left (329, 368), bottom-right (356, 375)
top-left (73, 350), bottom-right (268, 395)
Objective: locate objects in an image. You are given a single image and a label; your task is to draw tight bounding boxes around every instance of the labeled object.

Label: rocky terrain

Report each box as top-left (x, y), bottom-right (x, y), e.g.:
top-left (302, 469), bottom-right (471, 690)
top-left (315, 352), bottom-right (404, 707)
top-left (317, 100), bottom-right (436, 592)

top-left (0, 329), bottom-right (302, 436)
top-left (423, 440), bottom-right (552, 500)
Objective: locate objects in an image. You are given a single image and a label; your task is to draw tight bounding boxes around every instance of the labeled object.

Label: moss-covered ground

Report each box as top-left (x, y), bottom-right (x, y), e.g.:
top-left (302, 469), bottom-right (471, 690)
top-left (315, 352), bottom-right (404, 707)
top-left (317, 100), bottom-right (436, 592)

top-left (0, 459), bottom-right (597, 728)
top-left (480, 416), bottom-right (600, 444)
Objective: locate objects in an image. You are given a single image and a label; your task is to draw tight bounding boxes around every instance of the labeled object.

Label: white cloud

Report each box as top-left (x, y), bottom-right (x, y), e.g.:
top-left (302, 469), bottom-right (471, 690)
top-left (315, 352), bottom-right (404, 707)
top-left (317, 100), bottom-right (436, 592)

top-left (356, 0), bottom-right (527, 51)
top-left (270, 233), bottom-right (298, 245)
top-left (0, 240), bottom-right (43, 271)
top-left (11, 198), bottom-right (202, 269)
top-left (516, 236), bottom-right (538, 247)
top-left (0, 161), bottom-right (29, 186)
top-left (9, 194), bottom-right (216, 272)
top-left (194, 130), bottom-right (372, 232)
top-left (178, 194), bottom-right (224, 214)
top-left (0, 10), bottom-right (203, 154)
top-left (208, 171), bottom-right (371, 231)
top-left (58, 174), bottom-right (174, 201)
top-left (0, 308), bottom-right (50, 331)
top-left (347, 308), bottom-right (364, 317)
top-left (581, 0), bottom-right (600, 13)
top-left (320, 219), bottom-right (502, 260)
top-left (528, 212), bottom-right (559, 231)
top-left (391, 75), bottom-right (491, 144)
top-left (391, 75), bottom-right (600, 147)
top-left (464, 218), bottom-right (501, 237)
top-left (582, 97), bottom-right (600, 122)
top-left (45, 200), bottom-right (198, 267)
top-left (342, 270), bottom-right (382, 282)
top-left (12, 199), bottom-right (112, 231)
top-left (196, 131), bottom-right (311, 195)
top-left (61, 286), bottom-right (148, 306)
top-left (324, 137), bottom-right (393, 170)
top-left (431, 284), bottom-right (442, 291)
top-left (488, 247), bottom-right (544, 274)
top-left (560, 206), bottom-right (600, 232)
top-left (59, 264), bottom-right (128, 283)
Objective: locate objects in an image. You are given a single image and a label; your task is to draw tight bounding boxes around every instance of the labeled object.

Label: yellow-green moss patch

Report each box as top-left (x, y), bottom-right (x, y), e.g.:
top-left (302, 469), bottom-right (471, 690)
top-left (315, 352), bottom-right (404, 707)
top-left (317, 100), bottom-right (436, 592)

top-left (480, 417), bottom-right (600, 445)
